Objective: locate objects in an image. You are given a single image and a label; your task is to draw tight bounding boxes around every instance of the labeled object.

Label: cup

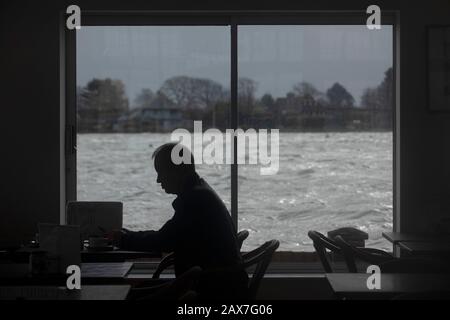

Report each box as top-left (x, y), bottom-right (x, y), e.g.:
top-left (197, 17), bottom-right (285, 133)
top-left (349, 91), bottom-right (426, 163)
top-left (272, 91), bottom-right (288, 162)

top-left (88, 237), bottom-right (109, 248)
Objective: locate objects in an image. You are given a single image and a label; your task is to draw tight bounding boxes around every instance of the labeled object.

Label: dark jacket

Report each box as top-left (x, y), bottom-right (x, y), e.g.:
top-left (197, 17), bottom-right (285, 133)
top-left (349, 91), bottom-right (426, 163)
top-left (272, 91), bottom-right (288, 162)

top-left (121, 173), bottom-right (248, 298)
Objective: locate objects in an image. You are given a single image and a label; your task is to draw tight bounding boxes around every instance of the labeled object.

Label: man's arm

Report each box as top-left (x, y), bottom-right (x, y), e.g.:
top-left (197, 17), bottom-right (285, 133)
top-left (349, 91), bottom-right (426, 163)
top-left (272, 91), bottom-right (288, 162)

top-left (116, 218), bottom-right (177, 252)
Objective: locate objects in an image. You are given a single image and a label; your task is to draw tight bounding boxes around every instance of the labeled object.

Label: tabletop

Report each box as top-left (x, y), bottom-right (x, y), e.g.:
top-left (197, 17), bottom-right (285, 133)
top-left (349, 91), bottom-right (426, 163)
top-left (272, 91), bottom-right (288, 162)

top-left (381, 232), bottom-right (449, 244)
top-left (326, 273), bottom-right (450, 299)
top-left (0, 285), bottom-right (131, 300)
top-left (397, 241), bottom-right (450, 256)
top-left (81, 249), bottom-right (161, 262)
top-left (81, 262), bottom-right (133, 278)
top-left (0, 261), bottom-right (135, 285)
top-left (0, 248), bottom-right (160, 263)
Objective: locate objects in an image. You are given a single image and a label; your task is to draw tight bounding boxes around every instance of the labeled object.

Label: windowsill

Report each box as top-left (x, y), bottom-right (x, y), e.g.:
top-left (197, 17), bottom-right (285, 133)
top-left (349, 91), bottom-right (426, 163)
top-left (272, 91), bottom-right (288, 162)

top-left (127, 250), bottom-right (380, 277)
top-left (268, 251), bottom-right (319, 262)
top-left (128, 261), bottom-right (349, 277)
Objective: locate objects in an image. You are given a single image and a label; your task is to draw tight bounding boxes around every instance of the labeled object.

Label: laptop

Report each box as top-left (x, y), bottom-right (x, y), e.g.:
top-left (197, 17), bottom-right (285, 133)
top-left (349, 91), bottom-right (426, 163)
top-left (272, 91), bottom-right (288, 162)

top-left (66, 201), bottom-right (123, 241)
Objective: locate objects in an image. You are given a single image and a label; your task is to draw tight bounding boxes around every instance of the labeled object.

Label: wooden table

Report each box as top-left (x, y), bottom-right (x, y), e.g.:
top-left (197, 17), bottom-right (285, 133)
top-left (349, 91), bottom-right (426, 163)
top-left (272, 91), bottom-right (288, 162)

top-left (0, 285), bottom-right (130, 300)
top-left (81, 249), bottom-right (160, 262)
top-left (398, 241), bottom-right (450, 256)
top-left (0, 248), bottom-right (160, 263)
top-left (81, 262), bottom-right (133, 278)
top-left (326, 273), bottom-right (450, 299)
top-left (382, 232), bottom-right (448, 244)
top-left (0, 262), bottom-right (134, 285)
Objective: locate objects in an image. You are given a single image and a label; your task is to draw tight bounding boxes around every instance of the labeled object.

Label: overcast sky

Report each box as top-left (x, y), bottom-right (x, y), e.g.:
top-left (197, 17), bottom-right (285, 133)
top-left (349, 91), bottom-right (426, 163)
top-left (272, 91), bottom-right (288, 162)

top-left (77, 25), bottom-right (392, 106)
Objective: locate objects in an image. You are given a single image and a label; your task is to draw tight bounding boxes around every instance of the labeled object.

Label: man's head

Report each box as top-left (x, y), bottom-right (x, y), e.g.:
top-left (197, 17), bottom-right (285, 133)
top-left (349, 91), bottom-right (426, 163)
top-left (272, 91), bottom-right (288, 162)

top-left (152, 142), bottom-right (196, 195)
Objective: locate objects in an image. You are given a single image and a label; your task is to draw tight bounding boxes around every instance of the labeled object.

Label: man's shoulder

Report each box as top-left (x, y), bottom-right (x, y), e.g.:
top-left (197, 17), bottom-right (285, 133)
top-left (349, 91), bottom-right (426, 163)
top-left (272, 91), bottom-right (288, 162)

top-left (190, 181), bottom-right (217, 200)
top-left (185, 179), bottom-right (224, 207)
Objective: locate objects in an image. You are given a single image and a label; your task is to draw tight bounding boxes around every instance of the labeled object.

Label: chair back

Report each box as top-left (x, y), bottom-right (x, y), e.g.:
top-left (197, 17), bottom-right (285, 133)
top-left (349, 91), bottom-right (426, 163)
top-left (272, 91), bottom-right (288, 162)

top-left (66, 201), bottom-right (123, 240)
top-left (153, 253), bottom-right (175, 279)
top-left (237, 230), bottom-right (250, 250)
top-left (307, 230), bottom-right (343, 273)
top-left (334, 235), bottom-right (393, 273)
top-left (242, 240), bottom-right (279, 299)
top-left (134, 266), bottom-right (202, 300)
top-left (153, 230), bottom-right (250, 279)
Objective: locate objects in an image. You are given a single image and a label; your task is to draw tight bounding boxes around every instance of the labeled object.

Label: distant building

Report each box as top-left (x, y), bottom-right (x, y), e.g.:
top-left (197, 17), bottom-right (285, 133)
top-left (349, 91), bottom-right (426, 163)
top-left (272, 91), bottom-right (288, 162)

top-left (115, 106), bottom-right (183, 132)
top-left (115, 92), bottom-right (186, 132)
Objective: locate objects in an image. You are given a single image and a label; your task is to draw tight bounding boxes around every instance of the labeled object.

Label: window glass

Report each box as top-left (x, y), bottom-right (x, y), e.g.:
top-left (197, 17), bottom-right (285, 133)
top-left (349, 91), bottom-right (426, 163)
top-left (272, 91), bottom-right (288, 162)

top-left (237, 25), bottom-right (393, 251)
top-left (77, 26), bottom-right (231, 230)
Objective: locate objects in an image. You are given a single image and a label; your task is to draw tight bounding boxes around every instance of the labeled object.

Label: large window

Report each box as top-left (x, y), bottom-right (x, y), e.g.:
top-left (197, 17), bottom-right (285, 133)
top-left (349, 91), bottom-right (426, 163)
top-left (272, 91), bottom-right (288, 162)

top-left (237, 26), bottom-right (393, 251)
top-left (76, 26), bottom-right (231, 230)
top-left (70, 13), bottom-right (396, 252)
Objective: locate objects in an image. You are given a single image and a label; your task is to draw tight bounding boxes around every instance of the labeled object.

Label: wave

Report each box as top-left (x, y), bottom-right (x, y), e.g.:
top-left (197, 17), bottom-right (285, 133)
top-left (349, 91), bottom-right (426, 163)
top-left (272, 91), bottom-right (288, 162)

top-left (316, 158), bottom-right (336, 163)
top-left (297, 168), bottom-right (315, 176)
top-left (78, 132), bottom-right (393, 252)
top-left (277, 208), bottom-right (316, 221)
top-left (345, 209), bottom-right (380, 220)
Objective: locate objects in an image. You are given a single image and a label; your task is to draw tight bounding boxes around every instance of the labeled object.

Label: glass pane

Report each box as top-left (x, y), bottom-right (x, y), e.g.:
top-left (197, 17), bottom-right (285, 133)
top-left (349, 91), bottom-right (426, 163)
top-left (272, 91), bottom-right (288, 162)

top-left (238, 25), bottom-right (393, 251)
top-left (77, 26), bottom-right (231, 230)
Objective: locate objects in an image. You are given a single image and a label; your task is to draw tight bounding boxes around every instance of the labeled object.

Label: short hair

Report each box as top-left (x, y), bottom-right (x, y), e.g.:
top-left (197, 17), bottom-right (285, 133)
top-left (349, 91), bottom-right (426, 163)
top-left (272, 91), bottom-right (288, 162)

top-left (152, 142), bottom-right (195, 173)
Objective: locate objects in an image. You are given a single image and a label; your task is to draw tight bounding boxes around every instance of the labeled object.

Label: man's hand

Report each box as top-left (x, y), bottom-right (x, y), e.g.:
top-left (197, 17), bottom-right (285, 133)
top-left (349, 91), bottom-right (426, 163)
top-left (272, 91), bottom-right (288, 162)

top-left (106, 229), bottom-right (127, 248)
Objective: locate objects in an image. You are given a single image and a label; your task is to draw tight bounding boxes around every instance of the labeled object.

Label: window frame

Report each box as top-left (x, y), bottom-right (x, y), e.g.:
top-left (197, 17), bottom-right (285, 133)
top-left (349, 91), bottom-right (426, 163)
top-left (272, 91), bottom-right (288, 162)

top-left (62, 11), bottom-right (400, 254)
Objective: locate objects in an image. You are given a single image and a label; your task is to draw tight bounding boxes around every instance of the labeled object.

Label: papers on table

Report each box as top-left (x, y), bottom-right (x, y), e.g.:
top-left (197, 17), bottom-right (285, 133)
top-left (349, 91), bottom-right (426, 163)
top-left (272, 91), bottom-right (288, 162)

top-left (80, 262), bottom-right (133, 278)
top-left (66, 202), bottom-right (123, 240)
top-left (38, 223), bottom-right (81, 273)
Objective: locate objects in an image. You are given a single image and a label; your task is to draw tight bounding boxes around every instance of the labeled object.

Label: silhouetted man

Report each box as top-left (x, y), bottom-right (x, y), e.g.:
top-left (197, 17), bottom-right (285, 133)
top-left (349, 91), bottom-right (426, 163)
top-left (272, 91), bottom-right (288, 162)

top-left (113, 142), bottom-right (248, 299)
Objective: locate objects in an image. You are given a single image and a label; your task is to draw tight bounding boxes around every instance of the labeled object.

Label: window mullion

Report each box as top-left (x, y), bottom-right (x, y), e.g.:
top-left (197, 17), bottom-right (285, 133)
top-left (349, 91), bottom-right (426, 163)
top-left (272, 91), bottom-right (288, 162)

top-left (231, 17), bottom-right (238, 232)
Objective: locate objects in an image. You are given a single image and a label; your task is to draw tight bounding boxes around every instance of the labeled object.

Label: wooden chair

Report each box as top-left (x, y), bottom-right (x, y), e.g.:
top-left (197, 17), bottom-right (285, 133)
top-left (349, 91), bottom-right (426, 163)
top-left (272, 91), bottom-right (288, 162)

top-left (198, 239), bottom-right (280, 300)
top-left (152, 230), bottom-right (250, 279)
top-left (128, 266), bottom-right (202, 300)
top-left (242, 239), bottom-right (279, 299)
top-left (334, 235), bottom-right (394, 272)
top-left (151, 239), bottom-right (279, 300)
top-left (334, 235), bottom-right (449, 274)
top-left (308, 230), bottom-right (351, 273)
top-left (237, 230), bottom-right (250, 250)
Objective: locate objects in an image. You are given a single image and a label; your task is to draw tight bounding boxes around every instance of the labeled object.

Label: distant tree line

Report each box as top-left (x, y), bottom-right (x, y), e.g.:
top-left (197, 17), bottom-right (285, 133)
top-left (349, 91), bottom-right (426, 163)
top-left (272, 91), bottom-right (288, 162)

top-left (77, 78), bottom-right (129, 132)
top-left (77, 68), bottom-right (393, 133)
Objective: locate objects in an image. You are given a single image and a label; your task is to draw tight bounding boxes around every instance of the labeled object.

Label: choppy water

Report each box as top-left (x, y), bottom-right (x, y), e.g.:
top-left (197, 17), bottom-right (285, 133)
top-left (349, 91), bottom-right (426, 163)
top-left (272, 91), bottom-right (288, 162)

top-left (77, 132), bottom-right (393, 251)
